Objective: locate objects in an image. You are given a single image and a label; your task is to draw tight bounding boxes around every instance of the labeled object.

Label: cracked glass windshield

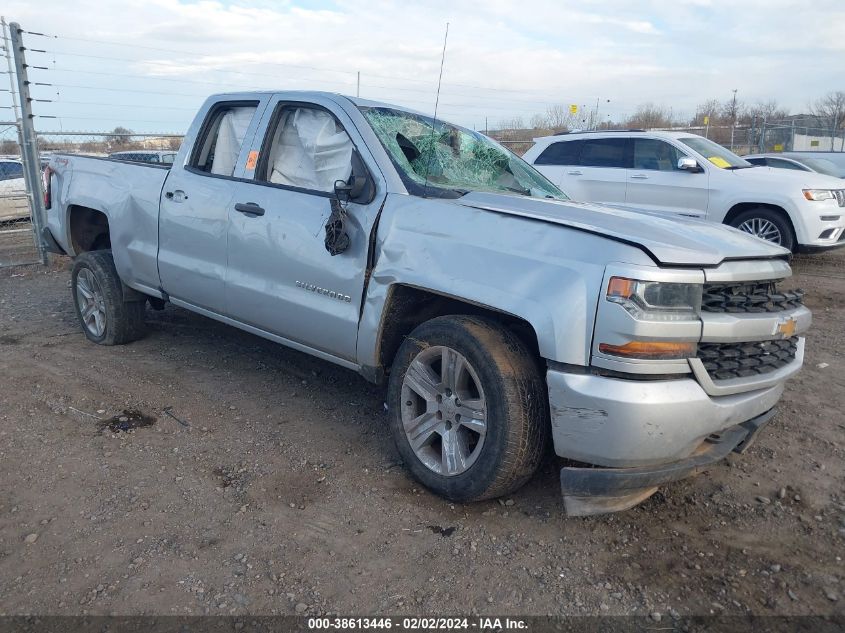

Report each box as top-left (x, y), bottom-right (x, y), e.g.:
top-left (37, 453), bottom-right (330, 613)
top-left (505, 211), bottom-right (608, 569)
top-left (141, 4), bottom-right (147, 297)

top-left (361, 106), bottom-right (567, 200)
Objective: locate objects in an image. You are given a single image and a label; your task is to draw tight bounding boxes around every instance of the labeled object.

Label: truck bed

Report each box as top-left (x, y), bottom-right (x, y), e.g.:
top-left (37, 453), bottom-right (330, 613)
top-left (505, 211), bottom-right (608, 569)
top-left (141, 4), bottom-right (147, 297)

top-left (47, 154), bottom-right (170, 293)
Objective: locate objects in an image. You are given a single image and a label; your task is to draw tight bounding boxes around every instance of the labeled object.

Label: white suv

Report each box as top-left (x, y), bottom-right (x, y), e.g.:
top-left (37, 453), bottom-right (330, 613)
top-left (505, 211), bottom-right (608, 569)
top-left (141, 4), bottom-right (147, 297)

top-left (523, 130), bottom-right (845, 252)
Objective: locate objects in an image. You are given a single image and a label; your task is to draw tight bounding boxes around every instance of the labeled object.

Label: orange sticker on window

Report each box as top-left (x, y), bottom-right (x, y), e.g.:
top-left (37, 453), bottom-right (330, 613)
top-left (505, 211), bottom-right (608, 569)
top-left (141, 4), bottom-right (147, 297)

top-left (246, 150), bottom-right (259, 170)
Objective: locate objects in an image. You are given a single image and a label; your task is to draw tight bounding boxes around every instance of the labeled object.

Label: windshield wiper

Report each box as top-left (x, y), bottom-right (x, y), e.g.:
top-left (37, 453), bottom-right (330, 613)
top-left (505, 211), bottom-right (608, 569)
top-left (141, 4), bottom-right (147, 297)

top-left (726, 165), bottom-right (753, 170)
top-left (504, 185), bottom-right (532, 196)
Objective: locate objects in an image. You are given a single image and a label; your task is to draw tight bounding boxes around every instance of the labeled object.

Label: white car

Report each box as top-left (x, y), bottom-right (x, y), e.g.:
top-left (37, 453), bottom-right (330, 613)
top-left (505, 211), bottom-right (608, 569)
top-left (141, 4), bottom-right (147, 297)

top-left (0, 159), bottom-right (28, 223)
top-left (743, 153), bottom-right (844, 178)
top-left (523, 130), bottom-right (845, 252)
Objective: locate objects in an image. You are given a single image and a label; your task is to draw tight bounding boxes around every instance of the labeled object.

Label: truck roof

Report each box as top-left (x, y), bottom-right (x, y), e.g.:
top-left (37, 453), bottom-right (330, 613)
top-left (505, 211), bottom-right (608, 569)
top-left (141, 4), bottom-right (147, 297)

top-left (207, 90), bottom-right (433, 119)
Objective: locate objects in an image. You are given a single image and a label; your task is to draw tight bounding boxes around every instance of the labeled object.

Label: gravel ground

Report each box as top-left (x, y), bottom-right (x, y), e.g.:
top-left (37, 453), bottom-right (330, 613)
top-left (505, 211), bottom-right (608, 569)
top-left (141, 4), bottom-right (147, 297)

top-left (0, 251), bottom-right (843, 618)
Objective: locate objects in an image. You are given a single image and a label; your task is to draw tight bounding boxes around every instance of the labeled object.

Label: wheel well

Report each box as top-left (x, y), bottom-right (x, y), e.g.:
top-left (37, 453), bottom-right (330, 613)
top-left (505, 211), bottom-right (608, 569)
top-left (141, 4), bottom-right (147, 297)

top-left (376, 284), bottom-right (541, 373)
top-left (723, 202), bottom-right (795, 235)
top-left (69, 205), bottom-right (111, 253)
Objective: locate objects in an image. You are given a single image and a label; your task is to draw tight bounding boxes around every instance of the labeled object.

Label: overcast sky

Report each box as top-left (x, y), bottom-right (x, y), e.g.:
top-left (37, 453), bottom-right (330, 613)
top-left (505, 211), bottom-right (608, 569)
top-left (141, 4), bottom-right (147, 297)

top-left (2, 0), bottom-right (844, 135)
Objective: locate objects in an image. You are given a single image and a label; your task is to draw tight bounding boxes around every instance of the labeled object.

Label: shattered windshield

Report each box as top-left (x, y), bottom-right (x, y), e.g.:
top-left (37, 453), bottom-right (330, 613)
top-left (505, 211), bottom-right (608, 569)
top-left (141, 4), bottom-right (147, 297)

top-left (360, 106), bottom-right (567, 200)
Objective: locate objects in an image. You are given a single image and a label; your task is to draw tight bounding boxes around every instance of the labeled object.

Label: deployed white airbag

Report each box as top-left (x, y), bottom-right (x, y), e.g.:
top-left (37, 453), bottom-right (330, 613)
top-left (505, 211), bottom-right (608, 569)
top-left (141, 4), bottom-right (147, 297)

top-left (269, 108), bottom-right (353, 192)
top-left (211, 106), bottom-right (255, 176)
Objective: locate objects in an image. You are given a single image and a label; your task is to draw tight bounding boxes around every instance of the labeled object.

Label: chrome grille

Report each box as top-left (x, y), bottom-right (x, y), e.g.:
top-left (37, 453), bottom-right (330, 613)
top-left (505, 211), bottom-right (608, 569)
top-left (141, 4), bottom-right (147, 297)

top-left (835, 189), bottom-right (845, 207)
top-left (698, 337), bottom-right (798, 381)
top-left (702, 282), bottom-right (803, 314)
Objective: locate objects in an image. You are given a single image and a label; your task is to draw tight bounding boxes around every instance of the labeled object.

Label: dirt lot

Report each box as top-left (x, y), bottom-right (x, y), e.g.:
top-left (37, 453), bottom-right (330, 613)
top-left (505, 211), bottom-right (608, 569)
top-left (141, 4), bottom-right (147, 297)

top-left (0, 250), bottom-right (843, 619)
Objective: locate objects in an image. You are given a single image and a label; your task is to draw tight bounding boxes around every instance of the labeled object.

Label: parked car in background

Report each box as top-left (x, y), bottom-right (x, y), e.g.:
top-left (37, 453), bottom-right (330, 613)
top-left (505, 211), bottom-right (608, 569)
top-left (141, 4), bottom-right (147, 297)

top-left (744, 153), bottom-right (844, 178)
top-left (0, 158), bottom-right (29, 223)
top-left (787, 151), bottom-right (845, 175)
top-left (523, 130), bottom-right (845, 252)
top-left (109, 150), bottom-right (177, 165)
top-left (41, 91), bottom-right (809, 516)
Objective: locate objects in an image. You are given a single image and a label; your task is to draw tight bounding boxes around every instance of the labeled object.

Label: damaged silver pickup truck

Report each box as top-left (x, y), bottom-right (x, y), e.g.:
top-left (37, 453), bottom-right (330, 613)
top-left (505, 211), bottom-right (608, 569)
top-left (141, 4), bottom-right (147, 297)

top-left (41, 91), bottom-right (810, 515)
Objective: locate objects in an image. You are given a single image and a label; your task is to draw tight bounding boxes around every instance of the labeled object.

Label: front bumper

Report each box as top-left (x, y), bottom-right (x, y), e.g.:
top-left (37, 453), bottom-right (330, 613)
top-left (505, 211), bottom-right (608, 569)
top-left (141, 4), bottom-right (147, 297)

top-left (559, 409), bottom-right (775, 516)
top-left (793, 200), bottom-right (845, 248)
top-left (546, 368), bottom-right (783, 467)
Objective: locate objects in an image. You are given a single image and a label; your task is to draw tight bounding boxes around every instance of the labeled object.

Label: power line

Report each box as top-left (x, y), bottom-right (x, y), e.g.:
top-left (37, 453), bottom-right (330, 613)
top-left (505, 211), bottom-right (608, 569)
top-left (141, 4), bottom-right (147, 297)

top-left (31, 51), bottom-right (612, 109)
top-left (27, 30), bottom-right (609, 98)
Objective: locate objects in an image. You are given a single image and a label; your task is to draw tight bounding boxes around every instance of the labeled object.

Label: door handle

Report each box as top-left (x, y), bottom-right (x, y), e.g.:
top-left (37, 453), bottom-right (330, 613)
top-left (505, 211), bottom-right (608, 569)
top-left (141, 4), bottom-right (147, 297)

top-left (234, 202), bottom-right (265, 217)
top-left (630, 174), bottom-right (649, 180)
top-left (567, 170), bottom-right (583, 176)
top-left (165, 189), bottom-right (188, 202)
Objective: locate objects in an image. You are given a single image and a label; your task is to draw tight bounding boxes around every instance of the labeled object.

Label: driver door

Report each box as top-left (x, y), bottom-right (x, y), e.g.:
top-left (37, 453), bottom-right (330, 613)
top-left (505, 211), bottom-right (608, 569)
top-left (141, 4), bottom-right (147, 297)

top-left (224, 97), bottom-right (385, 362)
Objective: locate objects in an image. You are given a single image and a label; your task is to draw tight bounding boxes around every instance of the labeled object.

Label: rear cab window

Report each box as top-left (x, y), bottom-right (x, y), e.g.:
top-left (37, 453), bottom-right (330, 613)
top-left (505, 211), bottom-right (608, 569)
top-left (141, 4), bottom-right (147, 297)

top-left (190, 102), bottom-right (259, 177)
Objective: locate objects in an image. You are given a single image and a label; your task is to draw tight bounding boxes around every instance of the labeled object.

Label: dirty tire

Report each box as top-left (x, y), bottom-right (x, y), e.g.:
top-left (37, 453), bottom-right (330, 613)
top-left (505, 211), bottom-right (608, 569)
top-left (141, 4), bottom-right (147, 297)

top-left (71, 250), bottom-right (146, 345)
top-left (388, 315), bottom-right (548, 502)
top-left (728, 207), bottom-right (795, 251)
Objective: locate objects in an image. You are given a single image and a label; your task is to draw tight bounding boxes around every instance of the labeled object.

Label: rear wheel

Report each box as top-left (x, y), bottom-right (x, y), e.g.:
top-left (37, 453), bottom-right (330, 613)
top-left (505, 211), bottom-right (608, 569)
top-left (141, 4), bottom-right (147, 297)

top-left (387, 315), bottom-right (548, 502)
top-left (71, 250), bottom-right (146, 345)
top-left (729, 207), bottom-right (795, 251)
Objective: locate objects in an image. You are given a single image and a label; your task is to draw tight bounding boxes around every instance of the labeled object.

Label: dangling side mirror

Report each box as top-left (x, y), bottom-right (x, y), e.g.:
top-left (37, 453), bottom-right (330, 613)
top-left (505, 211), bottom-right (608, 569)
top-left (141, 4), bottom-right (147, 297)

top-left (333, 175), bottom-right (368, 201)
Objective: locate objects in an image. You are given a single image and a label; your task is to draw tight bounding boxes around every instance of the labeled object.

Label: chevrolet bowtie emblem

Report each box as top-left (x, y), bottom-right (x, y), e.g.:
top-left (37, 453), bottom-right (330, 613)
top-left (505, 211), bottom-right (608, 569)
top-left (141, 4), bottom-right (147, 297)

top-left (776, 317), bottom-right (797, 338)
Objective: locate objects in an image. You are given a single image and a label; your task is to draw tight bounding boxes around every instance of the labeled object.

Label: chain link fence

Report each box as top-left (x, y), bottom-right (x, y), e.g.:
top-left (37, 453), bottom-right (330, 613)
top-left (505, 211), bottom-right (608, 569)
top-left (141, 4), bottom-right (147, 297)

top-left (0, 123), bottom-right (41, 267)
top-left (0, 125), bottom-right (185, 269)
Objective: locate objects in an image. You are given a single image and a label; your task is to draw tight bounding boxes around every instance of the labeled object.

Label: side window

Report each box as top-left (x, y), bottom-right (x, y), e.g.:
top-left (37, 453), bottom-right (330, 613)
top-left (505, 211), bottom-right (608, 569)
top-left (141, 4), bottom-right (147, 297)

top-left (534, 140), bottom-right (582, 166)
top-left (5, 162), bottom-right (23, 179)
top-left (257, 106), bottom-right (353, 193)
top-left (191, 102), bottom-right (258, 176)
top-left (580, 138), bottom-right (630, 168)
top-left (745, 157), bottom-right (766, 166)
top-left (632, 139), bottom-right (687, 171)
top-left (768, 158), bottom-right (807, 171)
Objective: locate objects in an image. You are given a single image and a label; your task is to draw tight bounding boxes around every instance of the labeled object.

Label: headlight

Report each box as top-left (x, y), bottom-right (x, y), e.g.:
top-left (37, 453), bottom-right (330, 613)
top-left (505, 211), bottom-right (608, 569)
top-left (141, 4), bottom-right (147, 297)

top-left (803, 189), bottom-right (834, 201)
top-left (606, 277), bottom-right (701, 321)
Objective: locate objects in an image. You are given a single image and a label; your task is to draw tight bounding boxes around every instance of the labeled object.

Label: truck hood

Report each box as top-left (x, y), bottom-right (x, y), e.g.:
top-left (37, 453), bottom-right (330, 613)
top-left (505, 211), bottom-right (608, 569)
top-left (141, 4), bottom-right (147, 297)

top-left (455, 192), bottom-right (789, 267)
top-left (728, 165), bottom-right (845, 189)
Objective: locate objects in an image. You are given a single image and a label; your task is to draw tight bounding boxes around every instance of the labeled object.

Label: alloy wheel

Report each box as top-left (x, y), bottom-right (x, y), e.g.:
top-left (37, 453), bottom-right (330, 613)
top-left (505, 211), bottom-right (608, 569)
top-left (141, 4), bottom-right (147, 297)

top-left (76, 268), bottom-right (107, 337)
top-left (400, 345), bottom-right (487, 476)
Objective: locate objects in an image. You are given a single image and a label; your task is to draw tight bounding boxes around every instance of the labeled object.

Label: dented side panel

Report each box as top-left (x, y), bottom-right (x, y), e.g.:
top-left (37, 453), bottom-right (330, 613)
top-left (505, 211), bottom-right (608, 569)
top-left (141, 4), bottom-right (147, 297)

top-left (48, 157), bottom-right (168, 294)
top-left (356, 193), bottom-right (656, 367)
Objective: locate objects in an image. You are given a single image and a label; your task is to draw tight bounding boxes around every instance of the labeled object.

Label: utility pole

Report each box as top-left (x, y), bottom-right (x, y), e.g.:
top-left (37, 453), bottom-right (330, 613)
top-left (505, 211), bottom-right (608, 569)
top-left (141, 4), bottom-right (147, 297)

top-left (9, 22), bottom-right (47, 264)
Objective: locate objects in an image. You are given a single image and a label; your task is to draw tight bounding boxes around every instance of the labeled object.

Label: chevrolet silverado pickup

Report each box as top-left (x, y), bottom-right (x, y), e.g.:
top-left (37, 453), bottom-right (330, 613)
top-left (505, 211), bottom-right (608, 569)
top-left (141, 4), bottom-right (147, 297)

top-left (41, 91), bottom-right (811, 515)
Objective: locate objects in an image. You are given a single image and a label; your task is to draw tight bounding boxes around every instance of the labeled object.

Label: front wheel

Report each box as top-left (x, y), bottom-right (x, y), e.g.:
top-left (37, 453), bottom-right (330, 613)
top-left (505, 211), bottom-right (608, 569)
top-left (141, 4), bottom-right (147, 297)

top-left (729, 208), bottom-right (795, 251)
top-left (387, 315), bottom-right (548, 502)
top-left (71, 250), bottom-right (146, 345)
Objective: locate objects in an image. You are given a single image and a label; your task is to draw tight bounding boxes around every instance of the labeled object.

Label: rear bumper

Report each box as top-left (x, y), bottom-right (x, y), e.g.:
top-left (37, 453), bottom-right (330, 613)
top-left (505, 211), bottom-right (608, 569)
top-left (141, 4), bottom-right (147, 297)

top-left (559, 409), bottom-right (775, 516)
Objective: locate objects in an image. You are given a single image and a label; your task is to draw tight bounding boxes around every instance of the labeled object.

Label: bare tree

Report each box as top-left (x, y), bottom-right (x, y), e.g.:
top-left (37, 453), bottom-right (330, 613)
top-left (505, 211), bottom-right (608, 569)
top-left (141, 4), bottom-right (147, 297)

top-left (693, 99), bottom-right (722, 125)
top-left (810, 91), bottom-right (845, 151)
top-left (626, 103), bottom-right (674, 129)
top-left (544, 105), bottom-right (575, 131)
top-left (744, 100), bottom-right (789, 123)
top-left (106, 126), bottom-right (134, 147)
